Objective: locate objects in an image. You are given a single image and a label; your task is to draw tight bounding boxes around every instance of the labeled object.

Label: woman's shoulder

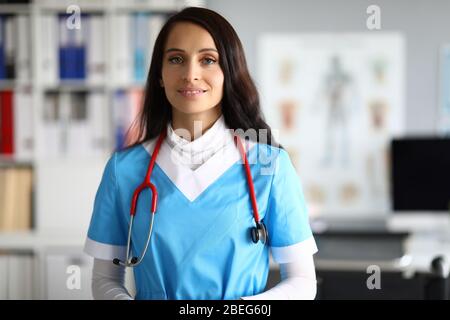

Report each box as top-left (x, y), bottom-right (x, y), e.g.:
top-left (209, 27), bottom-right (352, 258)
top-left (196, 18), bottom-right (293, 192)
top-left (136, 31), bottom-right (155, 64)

top-left (245, 141), bottom-right (293, 178)
top-left (249, 141), bottom-right (287, 162)
top-left (111, 138), bottom-right (158, 168)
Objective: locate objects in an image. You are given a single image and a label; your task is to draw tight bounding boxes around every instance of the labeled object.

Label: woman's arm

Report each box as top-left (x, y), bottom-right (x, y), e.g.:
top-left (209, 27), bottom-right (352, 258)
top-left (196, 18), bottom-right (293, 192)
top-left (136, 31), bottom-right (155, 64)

top-left (91, 258), bottom-right (133, 300)
top-left (241, 253), bottom-right (317, 300)
top-left (91, 254), bottom-right (317, 300)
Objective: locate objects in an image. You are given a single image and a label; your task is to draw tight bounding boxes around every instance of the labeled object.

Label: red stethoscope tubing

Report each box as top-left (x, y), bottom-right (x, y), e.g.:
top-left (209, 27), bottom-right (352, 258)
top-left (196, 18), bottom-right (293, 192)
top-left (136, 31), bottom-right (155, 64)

top-left (233, 135), bottom-right (261, 223)
top-left (130, 131), bottom-right (261, 225)
top-left (114, 130), bottom-right (264, 267)
top-left (130, 130), bottom-right (166, 216)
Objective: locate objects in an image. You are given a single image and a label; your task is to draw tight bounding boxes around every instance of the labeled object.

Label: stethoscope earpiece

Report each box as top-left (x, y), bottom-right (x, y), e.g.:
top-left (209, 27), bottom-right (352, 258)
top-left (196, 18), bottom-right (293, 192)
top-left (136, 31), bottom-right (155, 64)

top-left (112, 257), bottom-right (140, 267)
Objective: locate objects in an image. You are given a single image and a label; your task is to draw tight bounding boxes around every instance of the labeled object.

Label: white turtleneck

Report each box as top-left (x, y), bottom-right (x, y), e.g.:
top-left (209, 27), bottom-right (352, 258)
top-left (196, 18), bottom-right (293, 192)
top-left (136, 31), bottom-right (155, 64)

top-left (91, 115), bottom-right (317, 300)
top-left (166, 114), bottom-right (231, 170)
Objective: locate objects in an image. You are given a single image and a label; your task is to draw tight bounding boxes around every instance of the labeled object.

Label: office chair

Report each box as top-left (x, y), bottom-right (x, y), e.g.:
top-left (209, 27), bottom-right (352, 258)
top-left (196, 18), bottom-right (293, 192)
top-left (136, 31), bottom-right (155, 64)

top-left (424, 255), bottom-right (450, 300)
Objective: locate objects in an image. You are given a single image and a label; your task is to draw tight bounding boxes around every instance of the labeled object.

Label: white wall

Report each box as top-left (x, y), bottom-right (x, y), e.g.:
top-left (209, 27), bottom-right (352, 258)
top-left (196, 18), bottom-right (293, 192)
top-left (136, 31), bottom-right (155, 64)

top-left (207, 0), bottom-right (450, 134)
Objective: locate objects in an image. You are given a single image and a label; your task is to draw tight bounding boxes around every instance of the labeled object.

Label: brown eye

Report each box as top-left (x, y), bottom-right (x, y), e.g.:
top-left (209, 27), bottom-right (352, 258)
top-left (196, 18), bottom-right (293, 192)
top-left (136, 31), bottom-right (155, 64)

top-left (168, 56), bottom-right (183, 64)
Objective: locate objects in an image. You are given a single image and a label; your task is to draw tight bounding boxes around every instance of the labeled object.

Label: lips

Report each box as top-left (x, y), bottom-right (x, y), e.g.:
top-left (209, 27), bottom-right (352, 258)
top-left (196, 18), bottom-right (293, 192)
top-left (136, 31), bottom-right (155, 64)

top-left (178, 88), bottom-right (207, 92)
top-left (178, 88), bottom-right (207, 97)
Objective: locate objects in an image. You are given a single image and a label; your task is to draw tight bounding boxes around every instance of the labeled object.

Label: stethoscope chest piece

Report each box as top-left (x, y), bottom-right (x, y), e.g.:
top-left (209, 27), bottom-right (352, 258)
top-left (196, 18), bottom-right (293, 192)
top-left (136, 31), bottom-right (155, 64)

top-left (250, 222), bottom-right (268, 245)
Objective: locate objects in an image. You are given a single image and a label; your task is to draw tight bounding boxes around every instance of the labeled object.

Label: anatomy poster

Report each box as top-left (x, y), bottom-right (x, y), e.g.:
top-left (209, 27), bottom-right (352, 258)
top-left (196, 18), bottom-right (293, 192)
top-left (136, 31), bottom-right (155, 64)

top-left (258, 33), bottom-right (405, 217)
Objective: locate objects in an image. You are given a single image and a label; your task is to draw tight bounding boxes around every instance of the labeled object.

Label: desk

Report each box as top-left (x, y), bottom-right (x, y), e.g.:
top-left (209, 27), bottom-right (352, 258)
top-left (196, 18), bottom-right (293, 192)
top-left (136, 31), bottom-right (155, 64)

top-left (313, 231), bottom-right (450, 299)
top-left (312, 231), bottom-right (450, 275)
top-left (266, 229), bottom-right (450, 299)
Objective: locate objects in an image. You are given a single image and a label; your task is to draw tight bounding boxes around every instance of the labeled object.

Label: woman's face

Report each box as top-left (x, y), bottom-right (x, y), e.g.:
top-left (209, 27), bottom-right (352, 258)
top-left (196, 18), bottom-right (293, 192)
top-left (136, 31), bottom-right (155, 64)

top-left (161, 22), bottom-right (224, 115)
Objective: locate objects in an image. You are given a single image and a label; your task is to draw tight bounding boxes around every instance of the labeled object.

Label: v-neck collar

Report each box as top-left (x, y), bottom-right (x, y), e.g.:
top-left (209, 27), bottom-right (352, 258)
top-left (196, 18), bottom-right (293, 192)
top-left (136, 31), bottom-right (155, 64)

top-left (142, 132), bottom-right (256, 202)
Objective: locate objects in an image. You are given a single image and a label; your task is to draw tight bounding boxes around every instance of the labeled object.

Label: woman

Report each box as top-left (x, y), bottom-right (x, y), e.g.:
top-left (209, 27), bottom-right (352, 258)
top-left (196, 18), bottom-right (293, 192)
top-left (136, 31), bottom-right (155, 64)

top-left (84, 6), bottom-right (318, 300)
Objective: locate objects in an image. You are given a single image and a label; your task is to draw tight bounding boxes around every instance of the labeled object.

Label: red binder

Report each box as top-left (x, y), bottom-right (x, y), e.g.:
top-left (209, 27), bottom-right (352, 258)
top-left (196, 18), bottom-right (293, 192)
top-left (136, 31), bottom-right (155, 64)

top-left (0, 90), bottom-right (14, 155)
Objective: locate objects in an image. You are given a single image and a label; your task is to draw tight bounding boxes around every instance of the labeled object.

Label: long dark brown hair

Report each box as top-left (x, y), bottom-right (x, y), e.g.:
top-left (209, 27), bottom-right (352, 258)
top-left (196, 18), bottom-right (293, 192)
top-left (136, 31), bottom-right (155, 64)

top-left (126, 6), bottom-right (280, 149)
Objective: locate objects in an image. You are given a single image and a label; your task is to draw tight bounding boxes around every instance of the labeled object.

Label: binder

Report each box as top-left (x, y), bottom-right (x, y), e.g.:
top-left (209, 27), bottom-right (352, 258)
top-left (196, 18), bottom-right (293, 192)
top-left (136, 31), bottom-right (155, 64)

top-left (42, 92), bottom-right (61, 157)
top-left (15, 15), bottom-right (31, 81)
top-left (13, 168), bottom-right (32, 231)
top-left (132, 13), bottom-right (149, 83)
top-left (7, 254), bottom-right (33, 299)
top-left (0, 168), bottom-right (7, 230)
top-left (59, 14), bottom-right (86, 80)
top-left (0, 16), bottom-right (5, 79)
top-left (1, 168), bottom-right (17, 230)
top-left (13, 87), bottom-right (34, 161)
top-left (66, 92), bottom-right (90, 157)
top-left (0, 90), bottom-right (14, 155)
top-left (87, 91), bottom-right (108, 156)
top-left (4, 15), bottom-right (16, 79)
top-left (0, 255), bottom-right (8, 299)
top-left (86, 15), bottom-right (106, 84)
top-left (113, 14), bottom-right (132, 85)
top-left (0, 167), bottom-right (32, 231)
top-left (41, 14), bottom-right (59, 85)
top-left (112, 90), bottom-right (129, 150)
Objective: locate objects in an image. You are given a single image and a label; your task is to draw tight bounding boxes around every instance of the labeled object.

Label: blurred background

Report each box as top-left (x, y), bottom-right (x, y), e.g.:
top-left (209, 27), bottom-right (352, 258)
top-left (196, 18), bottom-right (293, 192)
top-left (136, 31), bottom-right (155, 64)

top-left (0, 0), bottom-right (449, 299)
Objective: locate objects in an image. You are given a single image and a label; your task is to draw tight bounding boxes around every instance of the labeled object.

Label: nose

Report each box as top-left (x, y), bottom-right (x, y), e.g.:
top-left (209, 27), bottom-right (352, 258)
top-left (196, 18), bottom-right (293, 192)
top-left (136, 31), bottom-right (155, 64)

top-left (182, 60), bottom-right (200, 82)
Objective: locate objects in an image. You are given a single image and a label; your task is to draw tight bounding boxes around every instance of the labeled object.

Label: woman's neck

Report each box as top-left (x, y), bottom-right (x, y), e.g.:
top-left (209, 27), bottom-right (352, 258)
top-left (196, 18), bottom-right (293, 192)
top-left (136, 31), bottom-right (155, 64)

top-left (171, 106), bottom-right (222, 142)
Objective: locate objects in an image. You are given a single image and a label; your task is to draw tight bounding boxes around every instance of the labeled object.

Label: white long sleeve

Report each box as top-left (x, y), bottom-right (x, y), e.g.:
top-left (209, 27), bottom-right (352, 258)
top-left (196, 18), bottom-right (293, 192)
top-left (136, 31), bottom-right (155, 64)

top-left (241, 254), bottom-right (317, 300)
top-left (91, 258), bottom-right (133, 300)
top-left (89, 115), bottom-right (317, 300)
top-left (91, 256), bottom-right (316, 300)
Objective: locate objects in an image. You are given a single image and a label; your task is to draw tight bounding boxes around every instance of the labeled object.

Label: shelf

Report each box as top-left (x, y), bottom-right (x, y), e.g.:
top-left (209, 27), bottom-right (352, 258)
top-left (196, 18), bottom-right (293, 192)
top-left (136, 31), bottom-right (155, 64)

top-left (0, 0), bottom-right (202, 300)
top-left (0, 0), bottom-right (195, 240)
top-left (35, 0), bottom-right (112, 14)
top-left (33, 154), bottom-right (109, 165)
top-left (0, 4), bottom-right (31, 14)
top-left (0, 230), bottom-right (86, 251)
top-left (42, 82), bottom-right (148, 92)
top-left (0, 80), bottom-right (33, 90)
top-left (43, 82), bottom-right (108, 92)
top-left (34, 0), bottom-right (183, 14)
top-left (112, 0), bottom-right (182, 13)
top-left (111, 82), bottom-right (146, 90)
top-left (0, 155), bottom-right (34, 168)
top-left (113, 6), bottom-right (180, 14)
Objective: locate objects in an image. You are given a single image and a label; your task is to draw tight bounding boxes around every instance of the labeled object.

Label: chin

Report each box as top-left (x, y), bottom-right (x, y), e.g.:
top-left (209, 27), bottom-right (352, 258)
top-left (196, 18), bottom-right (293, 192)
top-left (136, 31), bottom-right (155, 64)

top-left (173, 104), bottom-right (217, 115)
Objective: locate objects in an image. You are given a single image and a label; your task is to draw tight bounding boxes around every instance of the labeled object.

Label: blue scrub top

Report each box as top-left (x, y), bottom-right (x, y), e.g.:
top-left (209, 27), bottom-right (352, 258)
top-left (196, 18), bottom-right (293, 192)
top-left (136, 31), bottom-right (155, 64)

top-left (84, 140), bottom-right (316, 300)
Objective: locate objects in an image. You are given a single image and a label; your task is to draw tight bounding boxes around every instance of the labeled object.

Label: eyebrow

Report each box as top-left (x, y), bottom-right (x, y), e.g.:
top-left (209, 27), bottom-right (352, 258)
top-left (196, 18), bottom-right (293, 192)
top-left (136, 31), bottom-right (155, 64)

top-left (165, 48), bottom-right (218, 54)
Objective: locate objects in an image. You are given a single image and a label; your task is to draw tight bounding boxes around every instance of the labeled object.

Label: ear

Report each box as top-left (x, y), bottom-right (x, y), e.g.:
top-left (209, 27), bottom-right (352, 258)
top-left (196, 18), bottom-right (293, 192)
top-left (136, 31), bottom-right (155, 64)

top-left (159, 79), bottom-right (164, 87)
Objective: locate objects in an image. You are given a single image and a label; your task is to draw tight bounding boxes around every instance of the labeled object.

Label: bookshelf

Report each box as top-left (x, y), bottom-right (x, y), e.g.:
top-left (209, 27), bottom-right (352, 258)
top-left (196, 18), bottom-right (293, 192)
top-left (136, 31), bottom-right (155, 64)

top-left (0, 0), bottom-right (205, 299)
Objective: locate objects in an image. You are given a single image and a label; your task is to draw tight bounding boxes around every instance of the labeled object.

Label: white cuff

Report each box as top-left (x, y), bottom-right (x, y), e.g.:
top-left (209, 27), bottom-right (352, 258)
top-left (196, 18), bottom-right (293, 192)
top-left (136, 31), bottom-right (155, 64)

top-left (242, 257), bottom-right (317, 300)
top-left (270, 236), bottom-right (318, 264)
top-left (84, 237), bottom-right (127, 261)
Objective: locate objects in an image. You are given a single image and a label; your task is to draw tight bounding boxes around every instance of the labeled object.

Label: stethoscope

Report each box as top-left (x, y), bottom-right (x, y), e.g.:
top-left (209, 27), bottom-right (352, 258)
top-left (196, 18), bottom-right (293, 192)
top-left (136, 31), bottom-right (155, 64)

top-left (113, 130), bottom-right (268, 267)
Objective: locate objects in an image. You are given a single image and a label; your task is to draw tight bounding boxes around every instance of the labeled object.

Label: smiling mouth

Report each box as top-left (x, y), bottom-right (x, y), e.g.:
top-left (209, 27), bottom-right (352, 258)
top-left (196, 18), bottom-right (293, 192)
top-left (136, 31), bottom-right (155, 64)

top-left (178, 90), bottom-right (207, 97)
